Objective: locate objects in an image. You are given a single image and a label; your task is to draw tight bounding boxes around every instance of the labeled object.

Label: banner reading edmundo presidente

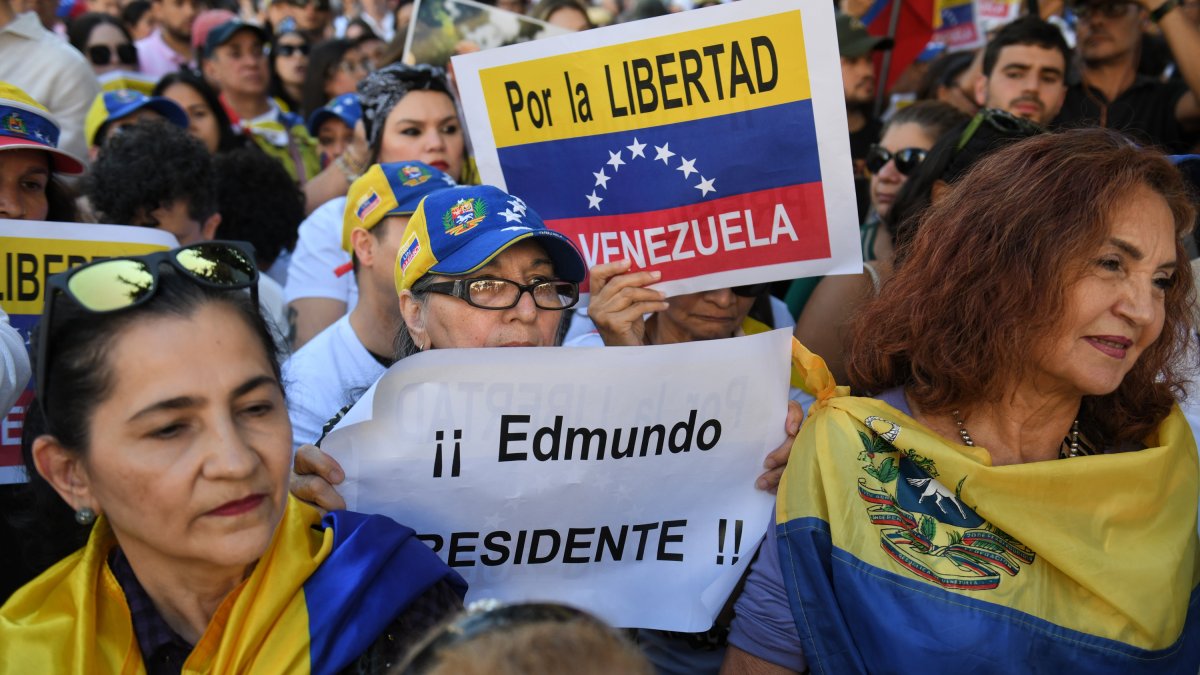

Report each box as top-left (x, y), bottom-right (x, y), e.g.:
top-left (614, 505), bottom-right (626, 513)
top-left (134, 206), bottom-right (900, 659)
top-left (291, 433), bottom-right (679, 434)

top-left (0, 221), bottom-right (178, 484)
top-left (320, 329), bottom-right (790, 630)
top-left (451, 0), bottom-right (861, 296)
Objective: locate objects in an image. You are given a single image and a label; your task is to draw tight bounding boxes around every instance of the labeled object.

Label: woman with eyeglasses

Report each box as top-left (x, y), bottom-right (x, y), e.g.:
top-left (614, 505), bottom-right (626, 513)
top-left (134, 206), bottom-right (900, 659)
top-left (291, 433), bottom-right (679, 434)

top-left (268, 21), bottom-right (311, 114)
top-left (0, 242), bottom-right (466, 672)
top-left (724, 128), bottom-right (1200, 674)
top-left (300, 38), bottom-right (371, 119)
top-left (786, 101), bottom-right (967, 384)
top-left (68, 13), bottom-right (140, 77)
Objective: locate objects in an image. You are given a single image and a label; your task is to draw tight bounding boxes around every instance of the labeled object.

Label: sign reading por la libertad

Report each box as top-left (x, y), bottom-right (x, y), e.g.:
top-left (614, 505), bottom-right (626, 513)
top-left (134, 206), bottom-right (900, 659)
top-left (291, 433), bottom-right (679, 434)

top-left (320, 329), bottom-right (791, 631)
top-left (452, 0), bottom-right (861, 296)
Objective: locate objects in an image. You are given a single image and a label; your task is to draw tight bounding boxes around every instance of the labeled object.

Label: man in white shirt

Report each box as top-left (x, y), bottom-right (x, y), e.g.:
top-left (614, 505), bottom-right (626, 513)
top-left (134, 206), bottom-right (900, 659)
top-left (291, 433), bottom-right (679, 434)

top-left (0, 0), bottom-right (99, 161)
top-left (284, 160), bottom-right (454, 449)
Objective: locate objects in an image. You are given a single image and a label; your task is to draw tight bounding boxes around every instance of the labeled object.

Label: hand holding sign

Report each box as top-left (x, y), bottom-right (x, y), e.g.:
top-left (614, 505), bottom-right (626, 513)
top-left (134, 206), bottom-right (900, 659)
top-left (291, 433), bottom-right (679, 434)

top-left (586, 260), bottom-right (668, 347)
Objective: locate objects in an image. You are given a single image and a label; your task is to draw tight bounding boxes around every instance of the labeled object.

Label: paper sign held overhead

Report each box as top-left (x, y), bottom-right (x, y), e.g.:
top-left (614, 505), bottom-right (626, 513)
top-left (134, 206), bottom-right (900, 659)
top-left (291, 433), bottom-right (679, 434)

top-left (452, 0), bottom-right (862, 296)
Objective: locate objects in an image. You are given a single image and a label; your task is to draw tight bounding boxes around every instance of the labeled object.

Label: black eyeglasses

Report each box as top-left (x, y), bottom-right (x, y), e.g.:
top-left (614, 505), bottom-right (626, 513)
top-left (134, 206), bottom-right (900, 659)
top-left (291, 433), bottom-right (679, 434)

top-left (88, 43), bottom-right (138, 66)
top-left (865, 145), bottom-right (928, 176)
top-left (955, 108), bottom-right (1044, 153)
top-left (274, 43), bottom-right (310, 57)
top-left (35, 242), bottom-right (259, 408)
top-left (337, 58), bottom-right (374, 74)
top-left (402, 603), bottom-right (595, 674)
top-left (731, 283), bottom-right (770, 298)
top-left (423, 278), bottom-right (579, 310)
top-left (1073, 1), bottom-right (1136, 18)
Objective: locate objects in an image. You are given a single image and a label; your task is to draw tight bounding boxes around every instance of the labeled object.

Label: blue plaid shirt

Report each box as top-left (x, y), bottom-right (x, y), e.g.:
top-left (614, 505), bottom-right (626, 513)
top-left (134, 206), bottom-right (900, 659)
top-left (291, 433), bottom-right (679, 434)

top-left (109, 548), bottom-right (193, 675)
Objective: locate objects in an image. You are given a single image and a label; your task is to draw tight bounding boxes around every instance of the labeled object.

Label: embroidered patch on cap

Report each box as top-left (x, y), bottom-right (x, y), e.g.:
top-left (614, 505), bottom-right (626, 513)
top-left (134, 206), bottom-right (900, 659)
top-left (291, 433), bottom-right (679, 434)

top-left (355, 189), bottom-right (381, 221)
top-left (400, 164), bottom-right (430, 187)
top-left (443, 197), bottom-right (487, 236)
top-left (399, 235), bottom-right (421, 272)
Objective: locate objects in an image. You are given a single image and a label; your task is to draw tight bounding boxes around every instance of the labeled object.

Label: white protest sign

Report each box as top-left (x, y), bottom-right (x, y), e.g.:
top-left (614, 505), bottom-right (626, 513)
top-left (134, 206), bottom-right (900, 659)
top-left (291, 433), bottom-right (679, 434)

top-left (0, 221), bottom-right (178, 484)
top-left (321, 329), bottom-right (791, 631)
top-left (450, 0), bottom-right (861, 297)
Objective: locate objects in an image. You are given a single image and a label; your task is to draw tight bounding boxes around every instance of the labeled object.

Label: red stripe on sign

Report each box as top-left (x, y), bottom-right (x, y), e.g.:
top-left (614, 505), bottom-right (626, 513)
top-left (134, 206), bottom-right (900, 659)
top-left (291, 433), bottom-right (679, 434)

top-left (549, 183), bottom-right (830, 291)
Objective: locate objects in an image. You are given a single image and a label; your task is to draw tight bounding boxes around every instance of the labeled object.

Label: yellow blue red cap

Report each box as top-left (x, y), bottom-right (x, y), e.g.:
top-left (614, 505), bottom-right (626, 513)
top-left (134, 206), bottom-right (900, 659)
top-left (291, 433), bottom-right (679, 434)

top-left (0, 81), bottom-right (85, 175)
top-left (394, 185), bottom-right (586, 294)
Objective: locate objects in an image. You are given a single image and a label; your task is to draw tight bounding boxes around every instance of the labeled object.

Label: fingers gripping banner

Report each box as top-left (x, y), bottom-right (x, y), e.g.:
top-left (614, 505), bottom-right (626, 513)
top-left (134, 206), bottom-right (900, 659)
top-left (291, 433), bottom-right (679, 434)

top-left (320, 329), bottom-right (792, 630)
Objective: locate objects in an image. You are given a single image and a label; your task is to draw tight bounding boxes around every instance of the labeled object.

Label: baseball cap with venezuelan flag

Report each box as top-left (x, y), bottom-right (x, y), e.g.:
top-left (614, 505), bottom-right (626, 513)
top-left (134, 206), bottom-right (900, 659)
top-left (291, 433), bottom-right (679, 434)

top-left (342, 161), bottom-right (458, 257)
top-left (85, 89), bottom-right (189, 148)
top-left (393, 184), bottom-right (587, 295)
top-left (0, 82), bottom-right (85, 175)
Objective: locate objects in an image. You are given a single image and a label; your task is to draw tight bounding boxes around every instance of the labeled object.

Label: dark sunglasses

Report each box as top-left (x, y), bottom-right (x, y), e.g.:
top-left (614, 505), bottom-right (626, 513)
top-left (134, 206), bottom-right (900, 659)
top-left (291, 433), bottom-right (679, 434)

top-left (865, 145), bottom-right (927, 176)
top-left (731, 283), bottom-right (770, 298)
top-left (35, 242), bottom-right (259, 408)
top-left (274, 43), bottom-right (310, 57)
top-left (88, 43), bottom-right (138, 66)
top-left (282, 0), bottom-right (331, 10)
top-left (403, 603), bottom-right (595, 674)
top-left (1073, 1), bottom-right (1136, 18)
top-left (423, 277), bottom-right (579, 311)
top-left (956, 108), bottom-right (1044, 153)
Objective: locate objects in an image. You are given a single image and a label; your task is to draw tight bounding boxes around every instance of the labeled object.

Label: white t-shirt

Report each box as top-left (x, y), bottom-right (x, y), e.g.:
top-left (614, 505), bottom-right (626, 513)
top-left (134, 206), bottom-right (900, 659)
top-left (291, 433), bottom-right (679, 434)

top-left (0, 12), bottom-right (99, 162)
top-left (282, 313), bottom-right (384, 450)
top-left (284, 196), bottom-right (359, 309)
top-left (0, 307), bottom-right (30, 416)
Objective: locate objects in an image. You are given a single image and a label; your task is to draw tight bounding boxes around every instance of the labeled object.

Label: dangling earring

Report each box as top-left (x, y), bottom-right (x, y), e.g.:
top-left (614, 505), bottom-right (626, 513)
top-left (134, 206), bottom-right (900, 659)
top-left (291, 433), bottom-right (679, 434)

top-left (75, 506), bottom-right (96, 525)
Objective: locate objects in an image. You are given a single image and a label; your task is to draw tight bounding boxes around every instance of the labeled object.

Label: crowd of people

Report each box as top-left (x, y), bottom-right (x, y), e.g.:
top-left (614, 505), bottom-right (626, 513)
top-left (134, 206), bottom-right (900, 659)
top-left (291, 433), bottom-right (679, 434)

top-left (0, 0), bottom-right (1199, 669)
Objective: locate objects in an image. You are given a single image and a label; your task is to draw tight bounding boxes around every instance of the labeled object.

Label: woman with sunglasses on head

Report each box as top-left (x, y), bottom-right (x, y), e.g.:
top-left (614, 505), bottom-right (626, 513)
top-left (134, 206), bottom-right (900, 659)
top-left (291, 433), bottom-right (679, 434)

top-left (68, 13), bottom-right (140, 77)
top-left (268, 19), bottom-right (311, 115)
top-left (724, 128), bottom-right (1200, 675)
top-left (289, 63), bottom-right (470, 348)
top-left (0, 242), bottom-right (466, 672)
top-left (787, 101), bottom-right (967, 383)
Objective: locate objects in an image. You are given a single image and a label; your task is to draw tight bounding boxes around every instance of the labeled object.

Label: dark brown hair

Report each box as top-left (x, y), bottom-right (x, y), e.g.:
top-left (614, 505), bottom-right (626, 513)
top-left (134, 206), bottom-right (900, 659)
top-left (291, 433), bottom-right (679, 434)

top-left (847, 128), bottom-right (1196, 446)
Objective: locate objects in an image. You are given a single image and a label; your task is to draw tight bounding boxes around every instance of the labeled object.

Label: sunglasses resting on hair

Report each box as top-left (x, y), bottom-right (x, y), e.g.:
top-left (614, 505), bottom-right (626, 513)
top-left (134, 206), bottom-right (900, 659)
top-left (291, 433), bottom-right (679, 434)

top-left (34, 242), bottom-right (259, 408)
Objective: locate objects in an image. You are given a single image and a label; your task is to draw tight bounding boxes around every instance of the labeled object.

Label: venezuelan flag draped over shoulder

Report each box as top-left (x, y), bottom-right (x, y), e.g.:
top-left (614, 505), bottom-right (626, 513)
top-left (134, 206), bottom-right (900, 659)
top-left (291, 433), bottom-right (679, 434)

top-left (451, 0), bottom-right (862, 295)
top-left (778, 342), bottom-right (1200, 673)
top-left (0, 496), bottom-right (466, 674)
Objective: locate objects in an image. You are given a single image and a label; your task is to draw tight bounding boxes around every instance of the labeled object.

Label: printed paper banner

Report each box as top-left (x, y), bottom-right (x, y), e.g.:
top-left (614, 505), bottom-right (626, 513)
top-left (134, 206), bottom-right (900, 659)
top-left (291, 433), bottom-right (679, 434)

top-left (976, 0), bottom-right (1022, 34)
top-left (403, 0), bottom-right (567, 68)
top-left (452, 0), bottom-right (861, 296)
top-left (933, 0), bottom-right (983, 51)
top-left (0, 221), bottom-right (178, 484)
top-left (321, 329), bottom-right (791, 630)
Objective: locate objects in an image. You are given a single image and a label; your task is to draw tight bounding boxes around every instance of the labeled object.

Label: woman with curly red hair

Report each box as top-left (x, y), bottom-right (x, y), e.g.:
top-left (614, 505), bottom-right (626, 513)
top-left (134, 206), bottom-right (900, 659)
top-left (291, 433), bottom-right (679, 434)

top-left (724, 128), bottom-right (1200, 673)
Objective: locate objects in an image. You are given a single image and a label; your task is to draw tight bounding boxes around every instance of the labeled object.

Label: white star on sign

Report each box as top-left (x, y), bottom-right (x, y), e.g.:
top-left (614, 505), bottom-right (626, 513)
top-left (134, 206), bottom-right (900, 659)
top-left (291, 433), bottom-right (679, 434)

top-left (626, 137), bottom-right (646, 159)
top-left (586, 191), bottom-right (604, 210)
top-left (499, 208), bottom-right (522, 222)
top-left (593, 168), bottom-right (610, 189)
top-left (654, 143), bottom-right (675, 164)
top-left (508, 197), bottom-right (526, 214)
top-left (695, 175), bottom-right (716, 197)
top-left (607, 150), bottom-right (625, 171)
top-left (677, 157), bottom-right (698, 179)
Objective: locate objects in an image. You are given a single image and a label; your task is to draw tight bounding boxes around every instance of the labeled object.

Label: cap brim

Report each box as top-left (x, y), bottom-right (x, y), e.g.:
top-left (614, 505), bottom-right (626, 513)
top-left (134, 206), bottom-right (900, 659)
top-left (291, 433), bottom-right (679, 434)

top-left (430, 228), bottom-right (587, 283)
top-left (0, 138), bottom-right (85, 175)
top-left (841, 36), bottom-right (893, 58)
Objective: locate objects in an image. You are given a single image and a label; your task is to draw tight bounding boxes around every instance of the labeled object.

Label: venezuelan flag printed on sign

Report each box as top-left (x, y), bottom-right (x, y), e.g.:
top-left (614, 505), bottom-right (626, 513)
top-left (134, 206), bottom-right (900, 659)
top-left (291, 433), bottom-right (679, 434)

top-left (453, 0), bottom-right (861, 295)
top-left (777, 341), bottom-right (1200, 673)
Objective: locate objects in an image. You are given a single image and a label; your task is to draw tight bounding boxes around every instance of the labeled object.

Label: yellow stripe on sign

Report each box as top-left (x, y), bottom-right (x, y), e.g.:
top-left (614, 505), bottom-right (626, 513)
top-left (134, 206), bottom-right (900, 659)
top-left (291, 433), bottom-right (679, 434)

top-left (481, 10), bottom-right (810, 148)
top-left (0, 238), bottom-right (171, 315)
